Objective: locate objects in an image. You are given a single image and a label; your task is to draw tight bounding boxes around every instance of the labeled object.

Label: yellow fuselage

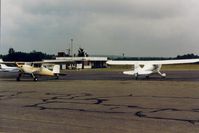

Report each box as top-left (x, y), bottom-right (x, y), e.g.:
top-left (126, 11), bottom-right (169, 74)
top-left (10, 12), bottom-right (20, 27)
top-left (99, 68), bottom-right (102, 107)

top-left (21, 65), bottom-right (54, 76)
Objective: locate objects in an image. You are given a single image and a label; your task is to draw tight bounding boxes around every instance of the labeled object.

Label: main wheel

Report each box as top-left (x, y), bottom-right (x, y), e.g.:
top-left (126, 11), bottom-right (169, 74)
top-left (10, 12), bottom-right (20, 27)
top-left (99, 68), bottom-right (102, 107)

top-left (34, 77), bottom-right (38, 81)
top-left (135, 73), bottom-right (138, 80)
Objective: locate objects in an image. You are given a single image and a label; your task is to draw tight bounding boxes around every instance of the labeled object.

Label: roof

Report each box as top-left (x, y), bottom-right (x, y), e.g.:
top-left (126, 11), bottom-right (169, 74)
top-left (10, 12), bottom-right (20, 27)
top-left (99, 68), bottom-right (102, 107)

top-left (55, 57), bottom-right (108, 61)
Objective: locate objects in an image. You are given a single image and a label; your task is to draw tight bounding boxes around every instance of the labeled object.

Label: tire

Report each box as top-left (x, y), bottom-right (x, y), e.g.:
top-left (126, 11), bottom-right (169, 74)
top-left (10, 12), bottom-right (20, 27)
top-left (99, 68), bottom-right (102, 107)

top-left (34, 77), bottom-right (38, 81)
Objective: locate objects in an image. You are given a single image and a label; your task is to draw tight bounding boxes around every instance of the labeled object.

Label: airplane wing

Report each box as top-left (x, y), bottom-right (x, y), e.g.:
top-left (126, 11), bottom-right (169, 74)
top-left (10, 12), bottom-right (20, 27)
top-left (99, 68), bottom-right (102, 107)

top-left (107, 59), bottom-right (199, 65)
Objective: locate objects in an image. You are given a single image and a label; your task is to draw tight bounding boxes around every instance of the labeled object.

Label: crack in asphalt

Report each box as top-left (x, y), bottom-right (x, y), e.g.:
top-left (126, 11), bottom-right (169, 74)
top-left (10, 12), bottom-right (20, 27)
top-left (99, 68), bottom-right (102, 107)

top-left (1, 91), bottom-right (199, 125)
top-left (0, 91), bottom-right (36, 100)
top-left (24, 92), bottom-right (199, 125)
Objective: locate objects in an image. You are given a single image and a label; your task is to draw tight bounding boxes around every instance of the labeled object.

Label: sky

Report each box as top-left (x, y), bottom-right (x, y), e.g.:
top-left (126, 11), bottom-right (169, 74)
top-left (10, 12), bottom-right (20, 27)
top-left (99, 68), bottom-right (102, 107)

top-left (1, 0), bottom-right (199, 57)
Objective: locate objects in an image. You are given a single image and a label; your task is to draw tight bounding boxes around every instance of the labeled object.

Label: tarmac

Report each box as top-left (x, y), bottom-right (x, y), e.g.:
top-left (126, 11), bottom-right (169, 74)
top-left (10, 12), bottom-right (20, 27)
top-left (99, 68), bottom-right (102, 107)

top-left (0, 70), bottom-right (199, 133)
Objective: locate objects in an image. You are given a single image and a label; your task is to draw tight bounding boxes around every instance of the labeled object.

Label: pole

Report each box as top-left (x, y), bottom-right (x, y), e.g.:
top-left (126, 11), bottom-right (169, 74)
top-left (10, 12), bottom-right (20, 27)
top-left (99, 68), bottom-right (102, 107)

top-left (70, 38), bottom-right (73, 56)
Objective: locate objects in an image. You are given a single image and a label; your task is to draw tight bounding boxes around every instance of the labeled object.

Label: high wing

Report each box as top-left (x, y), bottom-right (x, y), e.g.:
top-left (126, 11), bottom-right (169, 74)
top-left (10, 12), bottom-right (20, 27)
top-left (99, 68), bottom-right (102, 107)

top-left (107, 59), bottom-right (199, 79)
top-left (107, 59), bottom-right (199, 65)
top-left (0, 60), bottom-right (63, 81)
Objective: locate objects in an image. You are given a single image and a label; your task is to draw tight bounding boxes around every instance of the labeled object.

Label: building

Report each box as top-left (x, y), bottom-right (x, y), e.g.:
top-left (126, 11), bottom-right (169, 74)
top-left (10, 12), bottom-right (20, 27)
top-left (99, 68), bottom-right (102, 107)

top-left (43, 57), bottom-right (108, 70)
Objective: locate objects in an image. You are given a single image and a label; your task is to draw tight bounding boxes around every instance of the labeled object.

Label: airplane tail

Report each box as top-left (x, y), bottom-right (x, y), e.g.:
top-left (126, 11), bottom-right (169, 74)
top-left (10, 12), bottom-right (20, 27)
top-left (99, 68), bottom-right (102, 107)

top-left (1, 64), bottom-right (7, 68)
top-left (53, 65), bottom-right (60, 74)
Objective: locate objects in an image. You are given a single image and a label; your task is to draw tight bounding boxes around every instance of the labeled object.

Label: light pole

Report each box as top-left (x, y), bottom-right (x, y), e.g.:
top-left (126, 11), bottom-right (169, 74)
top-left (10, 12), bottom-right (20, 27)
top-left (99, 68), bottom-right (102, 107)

top-left (70, 38), bottom-right (73, 56)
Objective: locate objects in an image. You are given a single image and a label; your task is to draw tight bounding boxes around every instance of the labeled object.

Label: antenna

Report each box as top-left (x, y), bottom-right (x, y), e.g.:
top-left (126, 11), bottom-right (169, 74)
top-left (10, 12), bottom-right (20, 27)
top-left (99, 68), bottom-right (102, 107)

top-left (70, 38), bottom-right (73, 56)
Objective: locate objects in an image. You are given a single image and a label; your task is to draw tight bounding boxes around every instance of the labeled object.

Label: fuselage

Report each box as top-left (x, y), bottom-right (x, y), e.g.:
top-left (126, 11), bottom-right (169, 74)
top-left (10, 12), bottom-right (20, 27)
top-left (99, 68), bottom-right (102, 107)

top-left (0, 64), bottom-right (20, 72)
top-left (20, 64), bottom-right (55, 76)
top-left (123, 64), bottom-right (162, 76)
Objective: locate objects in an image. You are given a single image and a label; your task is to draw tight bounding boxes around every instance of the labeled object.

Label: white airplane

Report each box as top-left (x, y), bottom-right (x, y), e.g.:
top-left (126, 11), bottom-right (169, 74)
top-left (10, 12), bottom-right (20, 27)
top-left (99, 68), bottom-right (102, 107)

top-left (0, 59), bottom-right (20, 72)
top-left (0, 60), bottom-right (61, 81)
top-left (107, 59), bottom-right (199, 79)
top-left (0, 63), bottom-right (20, 72)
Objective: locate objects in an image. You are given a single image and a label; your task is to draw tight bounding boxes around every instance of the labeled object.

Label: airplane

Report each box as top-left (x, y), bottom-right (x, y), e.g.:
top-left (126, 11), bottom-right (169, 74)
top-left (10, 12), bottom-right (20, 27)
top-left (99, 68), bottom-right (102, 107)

top-left (0, 61), bottom-right (61, 81)
top-left (106, 59), bottom-right (199, 79)
top-left (0, 63), bottom-right (20, 72)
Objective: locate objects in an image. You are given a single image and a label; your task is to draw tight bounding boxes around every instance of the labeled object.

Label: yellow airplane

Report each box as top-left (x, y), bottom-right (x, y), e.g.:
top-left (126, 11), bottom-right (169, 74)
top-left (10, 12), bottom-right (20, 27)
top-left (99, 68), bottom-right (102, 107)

top-left (16, 62), bottom-right (61, 81)
top-left (0, 61), bottom-right (61, 81)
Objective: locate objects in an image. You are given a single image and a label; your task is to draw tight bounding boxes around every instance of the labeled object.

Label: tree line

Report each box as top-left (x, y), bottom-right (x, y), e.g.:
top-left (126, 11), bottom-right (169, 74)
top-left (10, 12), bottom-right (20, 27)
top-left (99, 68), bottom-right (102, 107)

top-left (1, 48), bottom-right (55, 62)
top-left (110, 53), bottom-right (199, 60)
top-left (0, 47), bottom-right (89, 61)
top-left (0, 48), bottom-right (198, 61)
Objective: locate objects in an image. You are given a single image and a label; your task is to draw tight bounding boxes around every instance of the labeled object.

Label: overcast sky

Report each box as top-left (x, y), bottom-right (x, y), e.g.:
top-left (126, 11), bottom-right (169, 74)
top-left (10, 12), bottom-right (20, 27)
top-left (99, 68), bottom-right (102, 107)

top-left (1, 0), bottom-right (199, 57)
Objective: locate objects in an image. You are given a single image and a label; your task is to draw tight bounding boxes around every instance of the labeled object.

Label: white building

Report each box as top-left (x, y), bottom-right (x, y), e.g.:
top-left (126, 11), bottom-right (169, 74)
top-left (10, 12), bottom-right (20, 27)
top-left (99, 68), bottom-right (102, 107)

top-left (43, 57), bottom-right (108, 69)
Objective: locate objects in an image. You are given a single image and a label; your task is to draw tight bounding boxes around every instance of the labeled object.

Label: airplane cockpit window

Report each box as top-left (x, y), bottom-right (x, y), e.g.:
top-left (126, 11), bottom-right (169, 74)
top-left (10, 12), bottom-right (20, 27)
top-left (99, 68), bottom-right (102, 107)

top-left (5, 63), bottom-right (17, 67)
top-left (33, 63), bottom-right (42, 67)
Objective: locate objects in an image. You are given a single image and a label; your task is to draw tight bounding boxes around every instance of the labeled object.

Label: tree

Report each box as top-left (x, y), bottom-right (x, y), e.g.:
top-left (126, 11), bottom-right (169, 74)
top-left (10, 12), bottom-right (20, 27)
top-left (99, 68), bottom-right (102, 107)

top-left (176, 53), bottom-right (199, 59)
top-left (8, 48), bottom-right (15, 54)
top-left (3, 50), bottom-right (54, 61)
top-left (77, 48), bottom-right (88, 57)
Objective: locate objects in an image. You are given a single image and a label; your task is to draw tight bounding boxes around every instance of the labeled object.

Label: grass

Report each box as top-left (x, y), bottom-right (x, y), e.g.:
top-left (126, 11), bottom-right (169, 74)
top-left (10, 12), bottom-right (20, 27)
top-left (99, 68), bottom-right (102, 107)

top-left (161, 64), bottom-right (199, 70)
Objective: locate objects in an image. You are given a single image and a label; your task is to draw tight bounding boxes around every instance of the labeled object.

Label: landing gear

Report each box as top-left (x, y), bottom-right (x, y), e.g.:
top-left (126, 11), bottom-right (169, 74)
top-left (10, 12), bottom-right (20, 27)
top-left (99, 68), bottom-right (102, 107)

top-left (16, 73), bottom-right (22, 81)
top-left (33, 77), bottom-right (38, 81)
top-left (135, 73), bottom-right (138, 80)
top-left (158, 71), bottom-right (166, 79)
top-left (146, 75), bottom-right (150, 79)
top-left (161, 75), bottom-right (166, 79)
top-left (32, 73), bottom-right (38, 81)
top-left (55, 74), bottom-right (59, 79)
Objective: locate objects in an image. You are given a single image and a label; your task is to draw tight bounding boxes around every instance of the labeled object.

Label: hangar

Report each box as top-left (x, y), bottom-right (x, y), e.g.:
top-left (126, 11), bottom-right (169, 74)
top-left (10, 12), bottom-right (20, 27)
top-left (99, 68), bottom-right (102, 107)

top-left (43, 57), bottom-right (108, 70)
